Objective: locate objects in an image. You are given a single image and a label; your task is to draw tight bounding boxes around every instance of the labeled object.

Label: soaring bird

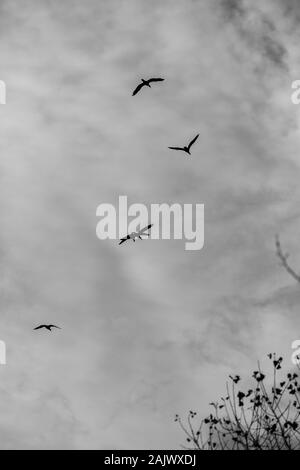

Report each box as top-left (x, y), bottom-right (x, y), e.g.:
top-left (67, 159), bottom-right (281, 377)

top-left (168, 134), bottom-right (199, 155)
top-left (119, 224), bottom-right (153, 245)
top-left (132, 78), bottom-right (164, 96)
top-left (34, 324), bottom-right (61, 332)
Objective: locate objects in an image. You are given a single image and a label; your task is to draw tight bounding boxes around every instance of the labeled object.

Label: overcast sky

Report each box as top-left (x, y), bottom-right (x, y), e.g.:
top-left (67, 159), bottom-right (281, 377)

top-left (1, 0), bottom-right (300, 449)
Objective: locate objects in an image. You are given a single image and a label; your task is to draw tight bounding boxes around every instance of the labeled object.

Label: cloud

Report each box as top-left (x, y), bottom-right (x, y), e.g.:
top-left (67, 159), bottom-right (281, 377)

top-left (0, 0), bottom-right (299, 449)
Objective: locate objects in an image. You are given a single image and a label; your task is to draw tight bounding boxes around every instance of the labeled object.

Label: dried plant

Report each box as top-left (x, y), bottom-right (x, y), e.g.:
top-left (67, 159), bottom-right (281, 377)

top-left (176, 354), bottom-right (300, 450)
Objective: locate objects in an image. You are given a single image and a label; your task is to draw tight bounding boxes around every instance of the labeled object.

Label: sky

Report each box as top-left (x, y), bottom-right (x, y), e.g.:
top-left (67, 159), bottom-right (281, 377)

top-left (1, 0), bottom-right (300, 449)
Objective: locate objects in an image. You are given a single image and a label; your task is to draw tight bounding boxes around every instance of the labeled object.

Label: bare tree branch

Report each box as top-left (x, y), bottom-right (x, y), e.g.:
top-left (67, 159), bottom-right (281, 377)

top-left (275, 235), bottom-right (300, 283)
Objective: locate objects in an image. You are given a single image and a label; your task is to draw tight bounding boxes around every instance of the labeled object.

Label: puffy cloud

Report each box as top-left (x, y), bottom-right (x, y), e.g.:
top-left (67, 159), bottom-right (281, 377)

top-left (0, 0), bottom-right (299, 449)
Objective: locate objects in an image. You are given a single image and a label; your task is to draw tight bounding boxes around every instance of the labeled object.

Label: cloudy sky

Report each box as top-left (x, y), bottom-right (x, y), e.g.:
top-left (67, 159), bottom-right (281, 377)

top-left (1, 0), bottom-right (300, 449)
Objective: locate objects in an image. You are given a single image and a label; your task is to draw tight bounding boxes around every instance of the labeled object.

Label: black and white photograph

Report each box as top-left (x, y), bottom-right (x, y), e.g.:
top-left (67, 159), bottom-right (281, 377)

top-left (1, 0), bottom-right (300, 453)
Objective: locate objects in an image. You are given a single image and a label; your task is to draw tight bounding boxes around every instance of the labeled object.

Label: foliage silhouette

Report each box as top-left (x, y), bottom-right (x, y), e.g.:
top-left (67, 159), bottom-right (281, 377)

top-left (176, 354), bottom-right (300, 450)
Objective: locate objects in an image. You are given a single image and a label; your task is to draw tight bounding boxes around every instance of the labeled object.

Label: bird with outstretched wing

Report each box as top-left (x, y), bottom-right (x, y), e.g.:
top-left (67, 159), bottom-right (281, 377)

top-left (119, 224), bottom-right (153, 245)
top-left (34, 324), bottom-right (61, 332)
top-left (132, 78), bottom-right (164, 96)
top-left (169, 134), bottom-right (199, 155)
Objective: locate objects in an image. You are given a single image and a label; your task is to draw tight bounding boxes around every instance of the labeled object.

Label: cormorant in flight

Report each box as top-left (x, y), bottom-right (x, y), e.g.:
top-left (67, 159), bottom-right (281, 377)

top-left (34, 324), bottom-right (61, 332)
top-left (168, 134), bottom-right (199, 155)
top-left (132, 78), bottom-right (164, 96)
top-left (119, 224), bottom-right (153, 245)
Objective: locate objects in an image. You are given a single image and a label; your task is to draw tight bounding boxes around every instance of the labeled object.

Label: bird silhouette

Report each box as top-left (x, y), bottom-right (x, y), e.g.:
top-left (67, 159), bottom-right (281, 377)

top-left (132, 78), bottom-right (164, 96)
top-left (34, 324), bottom-right (61, 332)
top-left (119, 224), bottom-right (153, 245)
top-left (168, 134), bottom-right (199, 155)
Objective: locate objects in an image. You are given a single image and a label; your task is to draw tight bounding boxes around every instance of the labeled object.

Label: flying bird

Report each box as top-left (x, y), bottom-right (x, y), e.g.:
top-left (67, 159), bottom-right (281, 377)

top-left (132, 78), bottom-right (164, 96)
top-left (168, 134), bottom-right (199, 155)
top-left (34, 324), bottom-right (61, 332)
top-left (119, 224), bottom-right (153, 245)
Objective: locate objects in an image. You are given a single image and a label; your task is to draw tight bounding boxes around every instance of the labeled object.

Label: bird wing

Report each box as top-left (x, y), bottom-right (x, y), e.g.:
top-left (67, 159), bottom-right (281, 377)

top-left (187, 134), bottom-right (199, 150)
top-left (168, 146), bottom-right (184, 151)
top-left (132, 82), bottom-right (145, 96)
top-left (119, 237), bottom-right (129, 245)
top-left (148, 78), bottom-right (164, 83)
top-left (49, 325), bottom-right (60, 329)
top-left (34, 325), bottom-right (45, 330)
top-left (138, 224), bottom-right (153, 235)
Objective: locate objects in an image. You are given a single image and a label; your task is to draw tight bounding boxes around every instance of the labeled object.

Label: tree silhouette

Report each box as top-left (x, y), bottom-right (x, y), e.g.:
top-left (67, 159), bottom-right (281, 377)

top-left (176, 237), bottom-right (300, 449)
top-left (176, 354), bottom-right (300, 450)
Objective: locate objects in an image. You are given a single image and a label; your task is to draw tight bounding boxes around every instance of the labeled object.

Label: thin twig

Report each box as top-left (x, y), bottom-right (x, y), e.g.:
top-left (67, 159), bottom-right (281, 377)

top-left (275, 235), bottom-right (300, 283)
